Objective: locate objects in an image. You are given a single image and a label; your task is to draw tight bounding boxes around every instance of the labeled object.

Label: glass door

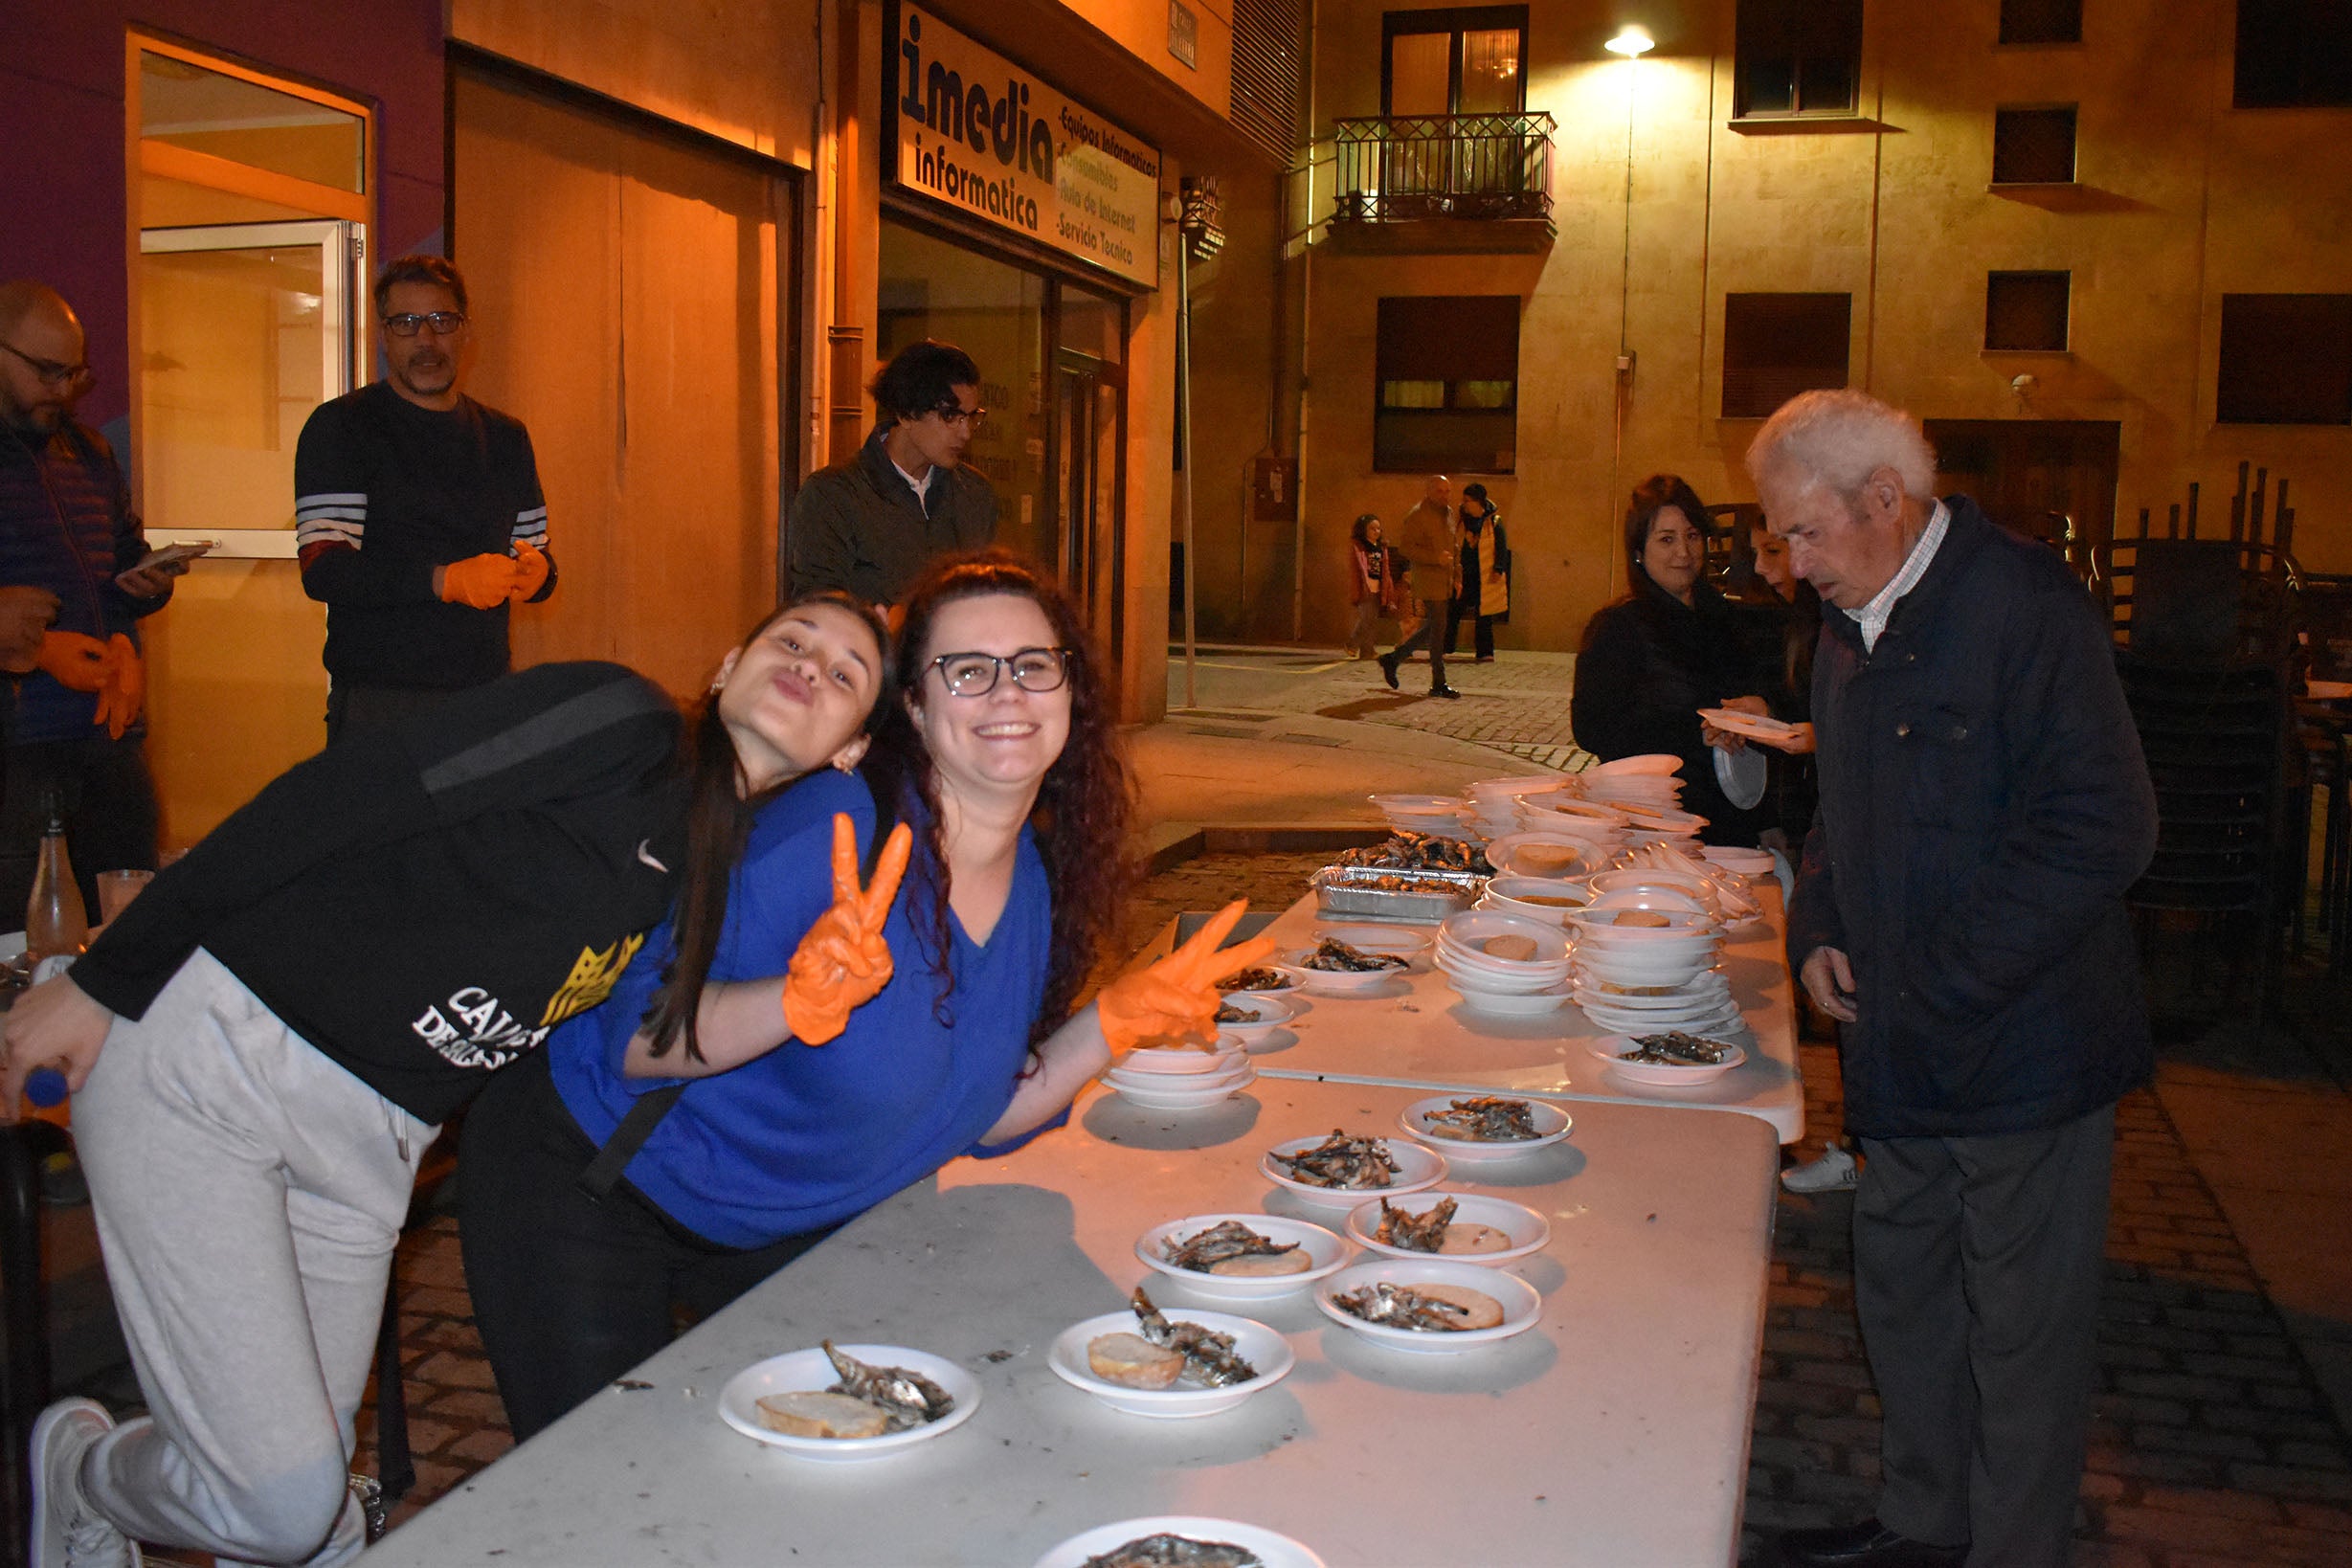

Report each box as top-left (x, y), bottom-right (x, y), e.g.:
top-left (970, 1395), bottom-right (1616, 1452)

top-left (135, 220), bottom-right (362, 840)
top-left (138, 221), bottom-right (361, 554)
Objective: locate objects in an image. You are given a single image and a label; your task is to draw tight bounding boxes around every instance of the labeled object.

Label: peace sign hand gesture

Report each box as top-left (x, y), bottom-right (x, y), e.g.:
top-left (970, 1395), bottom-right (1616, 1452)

top-left (1096, 899), bottom-right (1279, 1055)
top-left (781, 814), bottom-right (915, 1046)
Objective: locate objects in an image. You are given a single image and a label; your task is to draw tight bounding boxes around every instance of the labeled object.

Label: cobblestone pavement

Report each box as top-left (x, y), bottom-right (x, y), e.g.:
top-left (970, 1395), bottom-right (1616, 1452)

top-left (124, 849), bottom-right (2352, 1563)
top-left (1171, 648), bottom-right (1595, 773)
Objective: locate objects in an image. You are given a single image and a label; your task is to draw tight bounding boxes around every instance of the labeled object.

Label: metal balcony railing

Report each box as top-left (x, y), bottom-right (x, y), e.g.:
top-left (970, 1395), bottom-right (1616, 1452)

top-left (1330, 113), bottom-right (1557, 224)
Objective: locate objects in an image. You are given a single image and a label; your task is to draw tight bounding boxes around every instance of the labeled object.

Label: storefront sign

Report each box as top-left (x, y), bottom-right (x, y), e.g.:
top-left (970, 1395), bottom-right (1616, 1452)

top-left (891, 6), bottom-right (1162, 289)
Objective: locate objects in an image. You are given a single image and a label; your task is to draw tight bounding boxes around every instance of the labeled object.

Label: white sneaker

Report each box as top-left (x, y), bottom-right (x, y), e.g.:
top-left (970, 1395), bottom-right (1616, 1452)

top-left (1781, 1144), bottom-right (1860, 1194)
top-left (30, 1399), bottom-right (141, 1568)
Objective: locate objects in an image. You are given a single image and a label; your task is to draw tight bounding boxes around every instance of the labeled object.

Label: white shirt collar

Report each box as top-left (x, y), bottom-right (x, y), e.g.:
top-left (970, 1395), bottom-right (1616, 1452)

top-left (891, 456), bottom-right (934, 504)
top-left (1847, 500), bottom-right (1949, 653)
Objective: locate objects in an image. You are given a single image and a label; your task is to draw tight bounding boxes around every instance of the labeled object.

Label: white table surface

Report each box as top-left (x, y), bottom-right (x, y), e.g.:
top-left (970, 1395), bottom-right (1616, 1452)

top-left (358, 1078), bottom-right (1778, 1568)
top-left (1239, 885), bottom-right (1805, 1143)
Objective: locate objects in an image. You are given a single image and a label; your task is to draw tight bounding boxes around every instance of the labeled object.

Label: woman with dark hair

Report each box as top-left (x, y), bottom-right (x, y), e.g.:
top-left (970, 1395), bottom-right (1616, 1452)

top-left (0, 593), bottom-right (891, 1568)
top-left (1346, 513), bottom-right (1398, 659)
top-left (1445, 482), bottom-right (1511, 662)
top-left (1570, 474), bottom-right (1773, 846)
top-left (463, 550), bottom-right (1262, 1441)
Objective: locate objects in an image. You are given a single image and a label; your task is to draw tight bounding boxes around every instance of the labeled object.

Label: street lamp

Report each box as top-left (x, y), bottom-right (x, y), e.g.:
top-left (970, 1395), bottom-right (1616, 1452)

top-left (1606, 23), bottom-right (1653, 589)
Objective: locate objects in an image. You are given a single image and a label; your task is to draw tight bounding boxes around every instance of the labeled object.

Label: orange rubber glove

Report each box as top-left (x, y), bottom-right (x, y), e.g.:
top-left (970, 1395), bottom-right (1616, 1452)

top-left (780, 814), bottom-right (915, 1045)
top-left (1096, 899), bottom-right (1280, 1055)
top-left (92, 635), bottom-right (143, 740)
top-left (34, 631), bottom-right (110, 693)
top-left (439, 552), bottom-right (521, 610)
top-left (506, 541), bottom-right (549, 603)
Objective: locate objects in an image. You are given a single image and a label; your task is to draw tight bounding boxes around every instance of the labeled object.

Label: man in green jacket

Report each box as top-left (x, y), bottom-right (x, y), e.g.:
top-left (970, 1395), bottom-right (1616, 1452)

top-left (1378, 473), bottom-right (1462, 699)
top-left (786, 340), bottom-right (997, 616)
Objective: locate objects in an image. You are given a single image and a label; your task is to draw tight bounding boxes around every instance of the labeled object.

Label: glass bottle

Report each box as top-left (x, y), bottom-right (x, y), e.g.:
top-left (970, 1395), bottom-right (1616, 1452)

top-left (25, 791), bottom-right (88, 964)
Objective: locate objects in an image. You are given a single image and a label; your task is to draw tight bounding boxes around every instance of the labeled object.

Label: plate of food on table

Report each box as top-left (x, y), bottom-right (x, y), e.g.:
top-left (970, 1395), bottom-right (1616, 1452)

top-left (718, 1341), bottom-right (980, 1460)
top-left (1260, 1130), bottom-right (1445, 1207)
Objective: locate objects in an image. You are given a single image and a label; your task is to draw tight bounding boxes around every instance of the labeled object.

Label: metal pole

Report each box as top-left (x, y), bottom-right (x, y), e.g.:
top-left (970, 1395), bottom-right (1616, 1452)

top-left (1179, 239), bottom-right (1198, 709)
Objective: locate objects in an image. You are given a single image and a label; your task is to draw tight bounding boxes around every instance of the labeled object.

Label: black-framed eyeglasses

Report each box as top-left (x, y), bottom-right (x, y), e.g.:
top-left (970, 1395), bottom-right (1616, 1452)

top-left (382, 311), bottom-right (467, 338)
top-left (930, 401), bottom-right (986, 430)
top-left (0, 341), bottom-right (95, 392)
top-left (929, 647), bottom-right (1070, 698)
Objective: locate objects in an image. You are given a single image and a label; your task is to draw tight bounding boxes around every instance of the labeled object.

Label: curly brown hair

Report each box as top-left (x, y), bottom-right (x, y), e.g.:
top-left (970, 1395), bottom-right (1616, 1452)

top-left (862, 551), bottom-right (1134, 1043)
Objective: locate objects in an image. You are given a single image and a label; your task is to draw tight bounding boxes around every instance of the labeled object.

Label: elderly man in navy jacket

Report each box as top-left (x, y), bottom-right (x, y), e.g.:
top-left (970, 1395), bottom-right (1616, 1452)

top-left (1749, 391), bottom-right (2157, 1568)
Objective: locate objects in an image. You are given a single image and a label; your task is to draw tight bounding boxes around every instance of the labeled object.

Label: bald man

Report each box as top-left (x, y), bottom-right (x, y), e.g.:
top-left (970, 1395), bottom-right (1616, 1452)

top-left (0, 280), bottom-right (186, 923)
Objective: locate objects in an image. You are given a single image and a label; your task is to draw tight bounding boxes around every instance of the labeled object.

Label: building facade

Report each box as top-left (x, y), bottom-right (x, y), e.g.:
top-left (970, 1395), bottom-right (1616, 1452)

top-left (1184, 0), bottom-right (2352, 653)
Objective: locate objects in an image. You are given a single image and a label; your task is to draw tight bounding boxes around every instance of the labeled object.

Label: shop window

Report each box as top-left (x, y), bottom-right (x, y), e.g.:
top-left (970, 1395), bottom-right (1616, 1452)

top-left (1722, 293), bottom-right (1850, 419)
top-left (1992, 106), bottom-right (2077, 184)
top-left (1735, 0), bottom-right (1863, 119)
top-left (2234, 0), bottom-right (2352, 107)
top-left (1999, 0), bottom-right (2082, 44)
top-left (2216, 295), bottom-right (2352, 424)
top-left (1985, 273), bottom-right (2071, 351)
top-left (1374, 296), bottom-right (1519, 474)
top-left (1382, 7), bottom-right (1528, 116)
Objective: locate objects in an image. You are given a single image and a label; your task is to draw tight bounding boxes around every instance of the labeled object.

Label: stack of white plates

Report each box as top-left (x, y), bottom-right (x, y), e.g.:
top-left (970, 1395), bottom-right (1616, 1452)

top-left (1564, 906), bottom-right (1742, 1035)
top-left (1104, 1046), bottom-right (1257, 1109)
top-left (1478, 874), bottom-right (1592, 925)
top-left (1434, 909), bottom-right (1574, 1014)
top-left (1587, 868), bottom-right (1721, 920)
top-left (1702, 844), bottom-right (1777, 879)
top-left (1619, 842), bottom-right (1766, 926)
top-left (1463, 774), bottom-right (1575, 840)
top-left (1580, 754), bottom-right (1687, 812)
top-left (1485, 829), bottom-right (1610, 880)
top-left (1368, 793), bottom-right (1473, 840)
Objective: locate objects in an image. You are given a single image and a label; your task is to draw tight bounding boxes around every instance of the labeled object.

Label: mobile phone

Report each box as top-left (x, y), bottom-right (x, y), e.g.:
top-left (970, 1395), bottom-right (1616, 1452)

top-left (135, 541), bottom-right (216, 571)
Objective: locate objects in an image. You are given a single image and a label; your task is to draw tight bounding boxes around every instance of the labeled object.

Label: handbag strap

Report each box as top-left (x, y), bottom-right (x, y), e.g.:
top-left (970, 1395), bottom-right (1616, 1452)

top-left (576, 1083), bottom-right (686, 1199)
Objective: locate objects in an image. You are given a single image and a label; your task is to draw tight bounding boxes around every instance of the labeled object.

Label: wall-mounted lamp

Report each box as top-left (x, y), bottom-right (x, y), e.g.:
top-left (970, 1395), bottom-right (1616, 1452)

top-left (1604, 25), bottom-right (1655, 57)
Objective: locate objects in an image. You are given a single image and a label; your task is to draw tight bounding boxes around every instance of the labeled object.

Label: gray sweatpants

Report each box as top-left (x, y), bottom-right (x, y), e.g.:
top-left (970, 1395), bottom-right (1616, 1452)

top-left (1856, 1102), bottom-right (2117, 1568)
top-left (70, 949), bottom-right (434, 1565)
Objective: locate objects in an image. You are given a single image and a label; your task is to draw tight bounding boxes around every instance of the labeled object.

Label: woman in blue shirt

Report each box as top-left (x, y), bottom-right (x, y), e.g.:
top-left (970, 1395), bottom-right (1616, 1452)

top-left (461, 552), bottom-right (1151, 1439)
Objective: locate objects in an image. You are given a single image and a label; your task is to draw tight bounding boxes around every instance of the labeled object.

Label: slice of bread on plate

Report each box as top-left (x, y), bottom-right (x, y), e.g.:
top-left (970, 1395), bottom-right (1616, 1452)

top-left (754, 1390), bottom-right (891, 1439)
top-left (1086, 1332), bottom-right (1185, 1388)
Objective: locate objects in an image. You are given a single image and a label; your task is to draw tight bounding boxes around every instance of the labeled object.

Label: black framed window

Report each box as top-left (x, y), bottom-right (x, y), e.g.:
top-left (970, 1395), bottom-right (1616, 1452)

top-left (1381, 7), bottom-right (1528, 116)
top-left (1735, 0), bottom-right (1863, 119)
top-left (2217, 295), bottom-right (2352, 424)
top-left (2234, 0), bottom-right (2352, 107)
top-left (1992, 106), bottom-right (2077, 184)
top-left (1375, 296), bottom-right (1519, 473)
top-left (1722, 294), bottom-right (1851, 418)
top-left (1986, 273), bottom-right (2071, 351)
top-left (1999, 0), bottom-right (2082, 44)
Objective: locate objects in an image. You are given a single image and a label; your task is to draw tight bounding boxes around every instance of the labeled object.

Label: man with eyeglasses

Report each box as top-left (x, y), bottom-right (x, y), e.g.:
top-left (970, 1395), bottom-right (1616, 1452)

top-left (295, 255), bottom-right (555, 739)
top-left (0, 280), bottom-right (186, 923)
top-left (788, 339), bottom-right (997, 614)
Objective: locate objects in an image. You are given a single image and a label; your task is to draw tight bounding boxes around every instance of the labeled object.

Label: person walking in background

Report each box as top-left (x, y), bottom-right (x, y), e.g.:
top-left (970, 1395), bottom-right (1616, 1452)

top-left (1444, 482), bottom-right (1510, 662)
top-left (787, 340), bottom-right (997, 616)
top-left (1344, 513), bottom-right (1397, 659)
top-left (0, 280), bottom-right (188, 924)
top-left (1753, 391), bottom-right (2157, 1568)
top-left (1378, 474), bottom-right (1461, 700)
top-left (297, 256), bottom-right (556, 742)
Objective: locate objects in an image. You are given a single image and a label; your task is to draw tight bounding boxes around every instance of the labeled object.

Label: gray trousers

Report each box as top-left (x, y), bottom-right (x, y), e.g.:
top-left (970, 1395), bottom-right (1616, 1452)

top-left (1856, 1103), bottom-right (2116, 1567)
top-left (70, 949), bottom-right (434, 1565)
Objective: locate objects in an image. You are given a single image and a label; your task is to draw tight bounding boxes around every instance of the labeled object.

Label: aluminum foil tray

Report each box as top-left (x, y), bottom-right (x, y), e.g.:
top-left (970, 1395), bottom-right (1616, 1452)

top-left (1311, 865), bottom-right (1487, 922)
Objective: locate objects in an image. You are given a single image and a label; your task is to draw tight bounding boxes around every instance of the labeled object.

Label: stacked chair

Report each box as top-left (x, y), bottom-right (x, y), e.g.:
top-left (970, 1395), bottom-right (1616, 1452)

top-left (2100, 473), bottom-right (2302, 1023)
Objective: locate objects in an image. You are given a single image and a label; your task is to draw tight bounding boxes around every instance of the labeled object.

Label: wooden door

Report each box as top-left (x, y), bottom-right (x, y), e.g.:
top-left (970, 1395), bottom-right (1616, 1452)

top-left (1925, 418), bottom-right (2120, 579)
top-left (453, 64), bottom-right (790, 701)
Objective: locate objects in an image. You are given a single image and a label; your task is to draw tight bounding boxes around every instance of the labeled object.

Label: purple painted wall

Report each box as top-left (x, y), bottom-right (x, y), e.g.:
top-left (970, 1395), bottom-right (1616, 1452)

top-left (1, 0), bottom-right (446, 430)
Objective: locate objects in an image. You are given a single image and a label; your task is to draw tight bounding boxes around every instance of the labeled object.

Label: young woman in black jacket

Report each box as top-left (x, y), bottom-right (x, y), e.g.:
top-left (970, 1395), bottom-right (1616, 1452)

top-left (1570, 475), bottom-right (1772, 845)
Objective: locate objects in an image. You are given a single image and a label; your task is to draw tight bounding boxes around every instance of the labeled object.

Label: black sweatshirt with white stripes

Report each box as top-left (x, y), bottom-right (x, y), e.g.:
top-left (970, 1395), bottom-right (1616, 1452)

top-left (72, 662), bottom-right (686, 1126)
top-left (295, 381), bottom-right (556, 691)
